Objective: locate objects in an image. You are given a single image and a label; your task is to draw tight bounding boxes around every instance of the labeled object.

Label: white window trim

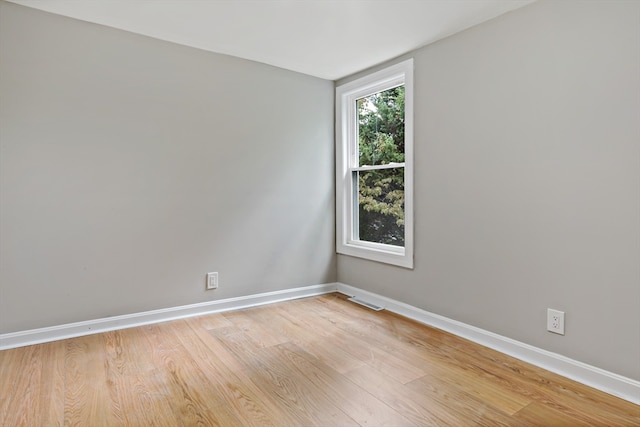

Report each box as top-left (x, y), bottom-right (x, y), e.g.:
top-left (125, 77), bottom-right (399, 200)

top-left (335, 59), bottom-right (414, 269)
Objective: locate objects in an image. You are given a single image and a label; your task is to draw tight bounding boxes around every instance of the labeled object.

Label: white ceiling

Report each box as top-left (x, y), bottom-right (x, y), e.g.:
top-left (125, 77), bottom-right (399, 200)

top-left (8, 0), bottom-right (535, 80)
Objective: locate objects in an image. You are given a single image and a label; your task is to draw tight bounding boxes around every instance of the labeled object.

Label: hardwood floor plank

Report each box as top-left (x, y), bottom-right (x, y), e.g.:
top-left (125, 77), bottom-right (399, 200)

top-left (0, 293), bottom-right (637, 426)
top-left (332, 314), bottom-right (533, 417)
top-left (273, 341), bottom-right (415, 426)
top-left (102, 329), bottom-right (181, 426)
top-left (0, 347), bottom-right (21, 425)
top-left (1, 344), bottom-right (45, 427)
top-left (185, 318), bottom-right (307, 427)
top-left (64, 334), bottom-right (124, 426)
top-left (211, 328), bottom-right (360, 426)
top-left (186, 311), bottom-right (233, 331)
top-left (405, 373), bottom-right (524, 426)
top-left (282, 305), bottom-right (427, 384)
top-left (140, 323), bottom-right (242, 426)
top-left (222, 309), bottom-right (290, 348)
top-left (171, 319), bottom-right (284, 427)
top-left (421, 361), bottom-right (531, 415)
top-left (513, 401), bottom-right (596, 426)
top-left (245, 300), bottom-right (367, 374)
top-left (345, 363), bottom-right (462, 426)
top-left (39, 339), bottom-right (66, 427)
top-left (402, 334), bottom-right (638, 426)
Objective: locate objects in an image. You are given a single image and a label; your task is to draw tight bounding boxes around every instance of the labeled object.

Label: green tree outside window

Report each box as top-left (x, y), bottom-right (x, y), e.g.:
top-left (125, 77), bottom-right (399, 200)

top-left (357, 86), bottom-right (405, 246)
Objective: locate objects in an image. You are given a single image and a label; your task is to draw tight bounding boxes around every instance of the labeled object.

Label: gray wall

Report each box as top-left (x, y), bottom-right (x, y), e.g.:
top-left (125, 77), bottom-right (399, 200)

top-left (337, 0), bottom-right (640, 380)
top-left (0, 2), bottom-right (335, 333)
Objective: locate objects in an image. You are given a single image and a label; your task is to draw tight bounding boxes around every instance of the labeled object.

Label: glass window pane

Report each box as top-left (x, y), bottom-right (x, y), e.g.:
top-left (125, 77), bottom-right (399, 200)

top-left (357, 86), bottom-right (405, 167)
top-left (355, 167), bottom-right (404, 247)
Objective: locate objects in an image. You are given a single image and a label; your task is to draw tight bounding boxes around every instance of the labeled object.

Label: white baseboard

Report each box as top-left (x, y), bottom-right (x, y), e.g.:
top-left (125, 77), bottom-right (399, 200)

top-left (2, 281), bottom-right (637, 405)
top-left (336, 283), bottom-right (640, 405)
top-left (0, 283), bottom-right (339, 351)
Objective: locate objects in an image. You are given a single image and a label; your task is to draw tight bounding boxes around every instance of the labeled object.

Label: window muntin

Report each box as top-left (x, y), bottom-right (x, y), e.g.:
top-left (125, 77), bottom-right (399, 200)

top-left (336, 59), bottom-right (413, 268)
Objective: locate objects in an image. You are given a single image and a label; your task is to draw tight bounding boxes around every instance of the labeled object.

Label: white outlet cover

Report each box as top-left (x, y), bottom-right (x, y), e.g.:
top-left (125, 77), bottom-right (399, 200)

top-left (547, 308), bottom-right (565, 335)
top-left (206, 272), bottom-right (218, 290)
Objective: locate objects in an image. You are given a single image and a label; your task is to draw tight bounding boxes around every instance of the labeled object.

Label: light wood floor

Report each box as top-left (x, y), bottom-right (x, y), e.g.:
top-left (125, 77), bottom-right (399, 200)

top-left (0, 293), bottom-right (638, 426)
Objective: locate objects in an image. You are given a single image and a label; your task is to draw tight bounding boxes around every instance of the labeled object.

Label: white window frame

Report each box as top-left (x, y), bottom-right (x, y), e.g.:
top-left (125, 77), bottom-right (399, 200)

top-left (335, 59), bottom-right (414, 269)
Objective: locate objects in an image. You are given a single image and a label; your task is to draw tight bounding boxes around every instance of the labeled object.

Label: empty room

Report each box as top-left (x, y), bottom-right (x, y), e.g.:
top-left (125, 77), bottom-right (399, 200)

top-left (0, 0), bottom-right (638, 425)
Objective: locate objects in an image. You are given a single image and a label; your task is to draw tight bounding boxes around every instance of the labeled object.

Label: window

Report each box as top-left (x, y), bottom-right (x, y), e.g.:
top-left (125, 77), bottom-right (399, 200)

top-left (336, 59), bottom-right (413, 268)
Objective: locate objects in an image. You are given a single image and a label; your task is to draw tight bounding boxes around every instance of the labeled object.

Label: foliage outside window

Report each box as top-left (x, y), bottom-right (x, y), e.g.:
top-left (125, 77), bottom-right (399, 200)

top-left (357, 86), bottom-right (405, 246)
top-left (336, 59), bottom-right (414, 268)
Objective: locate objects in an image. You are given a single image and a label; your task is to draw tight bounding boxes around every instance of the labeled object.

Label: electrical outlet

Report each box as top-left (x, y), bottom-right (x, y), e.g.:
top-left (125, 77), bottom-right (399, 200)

top-left (206, 272), bottom-right (218, 290)
top-left (547, 308), bottom-right (565, 335)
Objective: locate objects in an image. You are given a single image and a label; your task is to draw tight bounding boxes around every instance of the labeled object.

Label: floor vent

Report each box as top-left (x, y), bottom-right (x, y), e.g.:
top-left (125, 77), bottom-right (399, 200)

top-left (348, 297), bottom-right (384, 311)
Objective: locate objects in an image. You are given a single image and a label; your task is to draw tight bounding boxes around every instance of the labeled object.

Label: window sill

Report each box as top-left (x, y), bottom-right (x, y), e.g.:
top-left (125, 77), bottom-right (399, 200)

top-left (337, 242), bottom-right (413, 269)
